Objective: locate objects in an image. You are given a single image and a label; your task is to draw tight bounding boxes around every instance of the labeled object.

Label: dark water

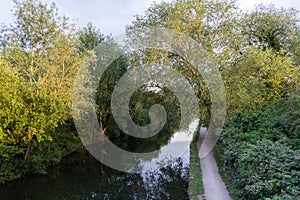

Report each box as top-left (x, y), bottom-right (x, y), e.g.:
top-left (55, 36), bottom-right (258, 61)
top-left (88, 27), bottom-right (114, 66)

top-left (0, 150), bottom-right (190, 200)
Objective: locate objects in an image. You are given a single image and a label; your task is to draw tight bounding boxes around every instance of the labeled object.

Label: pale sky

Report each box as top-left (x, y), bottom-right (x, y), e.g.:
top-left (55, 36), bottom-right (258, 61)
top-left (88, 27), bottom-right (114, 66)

top-left (0, 0), bottom-right (299, 36)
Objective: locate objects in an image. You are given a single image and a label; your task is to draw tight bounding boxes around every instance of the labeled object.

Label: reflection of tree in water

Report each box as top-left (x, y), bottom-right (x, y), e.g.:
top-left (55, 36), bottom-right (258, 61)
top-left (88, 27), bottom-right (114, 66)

top-left (141, 159), bottom-right (189, 200)
top-left (0, 151), bottom-right (189, 200)
top-left (82, 157), bottom-right (189, 200)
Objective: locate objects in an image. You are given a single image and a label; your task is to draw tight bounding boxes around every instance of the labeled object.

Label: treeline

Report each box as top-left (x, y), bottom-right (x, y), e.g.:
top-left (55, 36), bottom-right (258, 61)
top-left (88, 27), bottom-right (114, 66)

top-left (0, 2), bottom-right (299, 198)
top-left (126, 0), bottom-right (300, 199)
top-left (0, 0), bottom-right (107, 181)
top-left (0, 0), bottom-right (183, 181)
top-left (127, 0), bottom-right (300, 120)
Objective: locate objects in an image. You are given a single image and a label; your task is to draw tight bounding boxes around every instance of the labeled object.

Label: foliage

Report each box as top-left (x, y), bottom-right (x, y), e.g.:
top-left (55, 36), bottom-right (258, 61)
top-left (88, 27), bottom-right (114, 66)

top-left (95, 56), bottom-right (129, 138)
top-left (0, 60), bottom-right (65, 179)
top-left (0, 0), bottom-right (86, 180)
top-left (241, 4), bottom-right (300, 64)
top-left (237, 140), bottom-right (299, 199)
top-left (223, 47), bottom-right (299, 114)
top-left (95, 56), bottom-right (182, 152)
top-left (220, 111), bottom-right (300, 199)
top-left (127, 87), bottom-right (181, 152)
top-left (0, 0), bottom-right (299, 192)
top-left (127, 0), bottom-right (300, 122)
top-left (280, 90), bottom-right (300, 149)
top-left (0, 0), bottom-right (86, 115)
top-left (128, 0), bottom-right (242, 65)
top-left (127, 0), bottom-right (242, 124)
top-left (77, 22), bottom-right (106, 53)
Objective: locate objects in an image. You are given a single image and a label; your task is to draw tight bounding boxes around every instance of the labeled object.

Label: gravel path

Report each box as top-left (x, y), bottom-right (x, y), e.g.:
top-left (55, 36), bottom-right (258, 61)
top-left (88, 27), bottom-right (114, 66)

top-left (197, 127), bottom-right (231, 200)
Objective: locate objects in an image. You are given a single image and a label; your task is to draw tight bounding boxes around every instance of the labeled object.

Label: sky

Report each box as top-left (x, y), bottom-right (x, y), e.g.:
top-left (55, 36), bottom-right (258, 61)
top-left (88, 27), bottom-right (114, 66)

top-left (0, 0), bottom-right (300, 36)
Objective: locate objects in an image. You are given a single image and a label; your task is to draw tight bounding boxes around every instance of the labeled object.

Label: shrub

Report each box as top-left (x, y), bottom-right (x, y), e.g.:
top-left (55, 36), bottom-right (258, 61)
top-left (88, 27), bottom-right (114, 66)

top-left (220, 111), bottom-right (300, 199)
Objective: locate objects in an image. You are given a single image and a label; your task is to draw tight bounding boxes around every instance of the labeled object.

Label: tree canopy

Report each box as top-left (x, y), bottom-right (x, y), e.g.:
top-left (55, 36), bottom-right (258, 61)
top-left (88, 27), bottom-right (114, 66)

top-left (0, 1), bottom-right (299, 194)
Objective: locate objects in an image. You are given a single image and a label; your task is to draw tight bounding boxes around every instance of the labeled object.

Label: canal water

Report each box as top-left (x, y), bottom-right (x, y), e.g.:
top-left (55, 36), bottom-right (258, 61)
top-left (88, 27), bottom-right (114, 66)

top-left (0, 149), bottom-right (190, 200)
top-left (0, 122), bottom-right (200, 200)
top-left (0, 119), bottom-right (199, 200)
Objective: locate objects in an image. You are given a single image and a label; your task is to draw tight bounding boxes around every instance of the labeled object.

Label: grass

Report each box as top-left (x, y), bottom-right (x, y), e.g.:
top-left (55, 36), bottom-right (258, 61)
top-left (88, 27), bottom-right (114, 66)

top-left (188, 124), bottom-right (205, 200)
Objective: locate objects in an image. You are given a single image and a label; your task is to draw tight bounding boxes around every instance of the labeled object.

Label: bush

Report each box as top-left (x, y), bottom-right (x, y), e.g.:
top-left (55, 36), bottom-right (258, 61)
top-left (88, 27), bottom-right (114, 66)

top-left (236, 140), bottom-right (299, 199)
top-left (0, 61), bottom-right (81, 181)
top-left (281, 90), bottom-right (300, 149)
top-left (220, 111), bottom-right (300, 199)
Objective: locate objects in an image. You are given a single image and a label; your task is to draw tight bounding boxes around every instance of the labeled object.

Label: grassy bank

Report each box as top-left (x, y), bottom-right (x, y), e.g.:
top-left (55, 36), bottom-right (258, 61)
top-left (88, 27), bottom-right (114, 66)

top-left (188, 124), bottom-right (205, 200)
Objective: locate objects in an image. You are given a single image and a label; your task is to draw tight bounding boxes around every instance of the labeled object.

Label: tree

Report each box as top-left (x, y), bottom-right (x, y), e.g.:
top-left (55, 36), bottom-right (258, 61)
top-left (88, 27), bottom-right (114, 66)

top-left (223, 47), bottom-right (299, 114)
top-left (0, 0), bottom-right (89, 175)
top-left (241, 4), bottom-right (300, 64)
top-left (128, 0), bottom-right (300, 117)
top-left (0, 59), bottom-right (62, 176)
top-left (78, 22), bottom-right (106, 53)
top-left (127, 0), bottom-right (241, 123)
top-left (128, 0), bottom-right (241, 63)
top-left (0, 0), bottom-right (86, 117)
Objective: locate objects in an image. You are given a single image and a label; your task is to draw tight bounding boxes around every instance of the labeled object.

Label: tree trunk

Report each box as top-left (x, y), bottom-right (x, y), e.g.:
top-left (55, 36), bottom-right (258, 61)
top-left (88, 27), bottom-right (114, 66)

top-left (24, 140), bottom-right (31, 160)
top-left (24, 131), bottom-right (33, 160)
